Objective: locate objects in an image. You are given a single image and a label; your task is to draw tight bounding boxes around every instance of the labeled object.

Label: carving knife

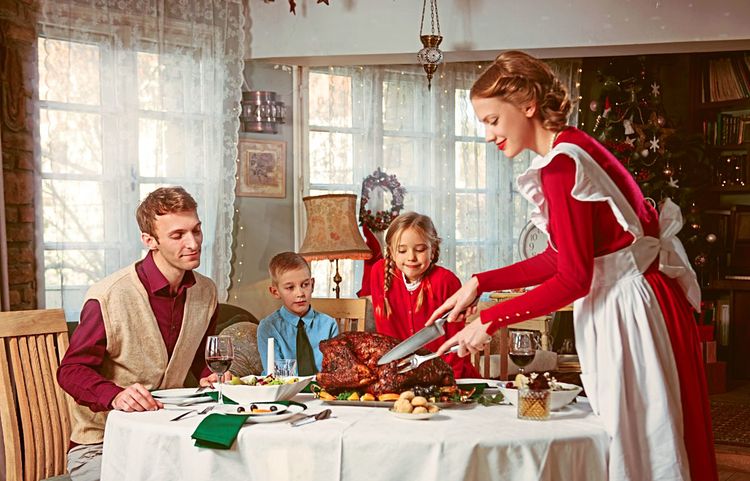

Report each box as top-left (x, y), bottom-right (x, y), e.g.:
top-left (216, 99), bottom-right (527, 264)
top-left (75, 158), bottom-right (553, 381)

top-left (377, 314), bottom-right (449, 365)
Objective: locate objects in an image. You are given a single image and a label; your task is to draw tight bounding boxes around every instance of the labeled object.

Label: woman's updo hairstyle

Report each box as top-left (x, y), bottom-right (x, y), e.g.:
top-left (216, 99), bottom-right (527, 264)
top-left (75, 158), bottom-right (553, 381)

top-left (470, 50), bottom-right (571, 132)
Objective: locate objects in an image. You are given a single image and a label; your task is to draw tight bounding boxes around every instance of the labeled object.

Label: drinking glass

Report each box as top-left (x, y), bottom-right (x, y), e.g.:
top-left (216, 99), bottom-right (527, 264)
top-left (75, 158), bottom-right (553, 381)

top-left (274, 358), bottom-right (298, 378)
top-left (509, 330), bottom-right (537, 375)
top-left (205, 335), bottom-right (234, 404)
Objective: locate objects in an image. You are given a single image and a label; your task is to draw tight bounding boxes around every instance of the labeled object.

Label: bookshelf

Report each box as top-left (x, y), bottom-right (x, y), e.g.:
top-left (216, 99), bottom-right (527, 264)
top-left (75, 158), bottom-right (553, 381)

top-left (692, 52), bottom-right (750, 191)
top-left (691, 51), bottom-right (750, 380)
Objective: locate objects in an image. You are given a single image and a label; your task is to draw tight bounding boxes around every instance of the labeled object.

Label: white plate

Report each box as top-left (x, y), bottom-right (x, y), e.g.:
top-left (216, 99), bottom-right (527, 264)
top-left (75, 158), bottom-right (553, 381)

top-left (228, 403), bottom-right (288, 416)
top-left (216, 404), bottom-right (304, 423)
top-left (389, 409), bottom-right (439, 420)
top-left (151, 388), bottom-right (210, 398)
top-left (156, 395), bottom-right (213, 405)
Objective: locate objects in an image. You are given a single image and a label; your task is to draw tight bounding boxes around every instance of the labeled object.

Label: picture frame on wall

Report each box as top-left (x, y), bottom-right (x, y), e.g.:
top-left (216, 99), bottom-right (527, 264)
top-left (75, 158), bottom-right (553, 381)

top-left (236, 138), bottom-right (286, 198)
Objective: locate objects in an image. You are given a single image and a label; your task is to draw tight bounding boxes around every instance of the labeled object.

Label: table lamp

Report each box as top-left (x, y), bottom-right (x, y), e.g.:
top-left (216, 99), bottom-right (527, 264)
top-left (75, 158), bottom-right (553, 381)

top-left (299, 194), bottom-right (372, 298)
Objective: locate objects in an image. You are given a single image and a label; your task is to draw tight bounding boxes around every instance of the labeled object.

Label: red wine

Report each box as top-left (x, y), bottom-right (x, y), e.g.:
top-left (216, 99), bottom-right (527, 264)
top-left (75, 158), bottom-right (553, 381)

top-left (206, 356), bottom-right (232, 374)
top-left (509, 352), bottom-right (535, 367)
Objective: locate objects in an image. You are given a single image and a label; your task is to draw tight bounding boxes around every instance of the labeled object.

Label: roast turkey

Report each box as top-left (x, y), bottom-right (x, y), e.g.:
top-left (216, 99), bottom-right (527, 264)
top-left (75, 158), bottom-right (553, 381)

top-left (316, 331), bottom-right (455, 396)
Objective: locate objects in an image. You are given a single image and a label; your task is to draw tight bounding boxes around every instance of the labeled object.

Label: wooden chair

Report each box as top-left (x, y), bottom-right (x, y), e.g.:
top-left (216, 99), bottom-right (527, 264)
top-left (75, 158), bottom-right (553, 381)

top-left (311, 298), bottom-right (368, 332)
top-left (471, 297), bottom-right (562, 380)
top-left (0, 309), bottom-right (73, 481)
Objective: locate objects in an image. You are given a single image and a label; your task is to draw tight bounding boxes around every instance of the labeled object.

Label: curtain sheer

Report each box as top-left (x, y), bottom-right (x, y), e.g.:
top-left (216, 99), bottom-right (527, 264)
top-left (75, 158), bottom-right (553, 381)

top-left (37, 0), bottom-right (244, 320)
top-left (303, 60), bottom-right (581, 297)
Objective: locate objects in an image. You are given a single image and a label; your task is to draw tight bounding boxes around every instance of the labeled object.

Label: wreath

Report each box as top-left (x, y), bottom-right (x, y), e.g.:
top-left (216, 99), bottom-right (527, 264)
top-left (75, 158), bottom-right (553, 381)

top-left (359, 168), bottom-right (406, 232)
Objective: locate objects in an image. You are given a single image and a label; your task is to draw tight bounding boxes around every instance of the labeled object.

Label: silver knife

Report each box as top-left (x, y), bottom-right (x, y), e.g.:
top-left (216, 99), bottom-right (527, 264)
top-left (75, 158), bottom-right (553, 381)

top-left (377, 314), bottom-right (449, 365)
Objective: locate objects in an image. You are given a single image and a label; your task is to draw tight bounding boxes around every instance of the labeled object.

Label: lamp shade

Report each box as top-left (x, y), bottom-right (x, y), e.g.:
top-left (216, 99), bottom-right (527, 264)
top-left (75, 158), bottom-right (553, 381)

top-left (299, 194), bottom-right (372, 261)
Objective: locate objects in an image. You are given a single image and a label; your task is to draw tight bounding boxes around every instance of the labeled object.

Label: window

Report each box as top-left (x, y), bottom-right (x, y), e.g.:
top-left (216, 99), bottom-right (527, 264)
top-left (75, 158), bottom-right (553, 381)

top-left (38, 36), bottom-right (213, 321)
top-left (302, 62), bottom-right (580, 298)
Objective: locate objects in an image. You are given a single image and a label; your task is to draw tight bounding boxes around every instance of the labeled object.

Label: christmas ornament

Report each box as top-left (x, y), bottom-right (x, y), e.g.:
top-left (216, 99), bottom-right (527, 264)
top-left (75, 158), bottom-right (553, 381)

top-left (663, 164), bottom-right (673, 177)
top-left (589, 100), bottom-right (600, 112)
top-left (657, 115), bottom-right (666, 127)
top-left (623, 118), bottom-right (635, 135)
top-left (650, 82), bottom-right (661, 97)
top-left (624, 137), bottom-right (636, 147)
top-left (694, 253), bottom-right (707, 267)
top-left (641, 149), bottom-right (650, 158)
top-left (667, 177), bottom-right (679, 189)
top-left (649, 136), bottom-right (660, 153)
top-left (706, 233), bottom-right (717, 244)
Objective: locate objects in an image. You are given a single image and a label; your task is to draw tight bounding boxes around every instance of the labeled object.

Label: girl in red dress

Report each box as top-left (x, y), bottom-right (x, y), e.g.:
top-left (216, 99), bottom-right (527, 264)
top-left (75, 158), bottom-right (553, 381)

top-left (429, 51), bottom-right (716, 481)
top-left (371, 212), bottom-right (480, 379)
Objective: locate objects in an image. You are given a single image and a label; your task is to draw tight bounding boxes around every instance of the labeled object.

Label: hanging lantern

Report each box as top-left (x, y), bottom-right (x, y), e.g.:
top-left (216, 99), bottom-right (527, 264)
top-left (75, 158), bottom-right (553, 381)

top-left (417, 0), bottom-right (443, 90)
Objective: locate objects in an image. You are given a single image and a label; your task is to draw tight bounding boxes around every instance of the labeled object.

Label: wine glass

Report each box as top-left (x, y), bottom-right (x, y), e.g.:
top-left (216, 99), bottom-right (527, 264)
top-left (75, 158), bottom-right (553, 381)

top-left (205, 335), bottom-right (234, 404)
top-left (509, 330), bottom-right (537, 375)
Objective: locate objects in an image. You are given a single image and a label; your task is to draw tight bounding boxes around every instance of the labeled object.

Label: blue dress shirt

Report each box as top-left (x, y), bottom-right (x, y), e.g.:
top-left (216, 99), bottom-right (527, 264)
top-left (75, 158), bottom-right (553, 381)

top-left (256, 306), bottom-right (339, 375)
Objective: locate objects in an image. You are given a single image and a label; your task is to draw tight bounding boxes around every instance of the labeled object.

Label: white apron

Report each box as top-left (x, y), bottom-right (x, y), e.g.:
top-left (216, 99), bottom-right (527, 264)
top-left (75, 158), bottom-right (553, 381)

top-left (517, 143), bottom-right (701, 481)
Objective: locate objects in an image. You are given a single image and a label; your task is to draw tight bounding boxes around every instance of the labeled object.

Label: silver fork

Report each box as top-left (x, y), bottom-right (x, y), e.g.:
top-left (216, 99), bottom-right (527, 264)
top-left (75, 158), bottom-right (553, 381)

top-left (170, 405), bottom-right (214, 422)
top-left (397, 345), bottom-right (460, 374)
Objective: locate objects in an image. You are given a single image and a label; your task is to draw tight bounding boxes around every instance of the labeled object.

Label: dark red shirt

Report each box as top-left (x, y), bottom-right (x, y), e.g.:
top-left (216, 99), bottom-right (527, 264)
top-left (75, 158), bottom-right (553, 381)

top-left (57, 251), bottom-right (217, 412)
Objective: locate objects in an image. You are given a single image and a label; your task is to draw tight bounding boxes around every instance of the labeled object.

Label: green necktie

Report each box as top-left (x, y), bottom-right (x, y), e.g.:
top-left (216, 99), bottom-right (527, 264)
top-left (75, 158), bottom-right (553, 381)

top-left (296, 318), bottom-right (318, 376)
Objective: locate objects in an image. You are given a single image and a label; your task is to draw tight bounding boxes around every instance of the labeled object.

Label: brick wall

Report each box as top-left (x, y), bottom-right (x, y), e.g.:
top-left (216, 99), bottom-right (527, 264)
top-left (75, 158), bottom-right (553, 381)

top-left (1, 0), bottom-right (38, 310)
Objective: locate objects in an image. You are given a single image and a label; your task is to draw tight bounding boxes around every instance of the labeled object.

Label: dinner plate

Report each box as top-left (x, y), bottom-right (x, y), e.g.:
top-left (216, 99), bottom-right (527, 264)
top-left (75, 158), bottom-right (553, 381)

top-left (157, 395), bottom-right (213, 405)
top-left (226, 403), bottom-right (289, 416)
top-left (216, 404), bottom-right (304, 423)
top-left (151, 388), bottom-right (211, 399)
top-left (389, 409), bottom-right (439, 420)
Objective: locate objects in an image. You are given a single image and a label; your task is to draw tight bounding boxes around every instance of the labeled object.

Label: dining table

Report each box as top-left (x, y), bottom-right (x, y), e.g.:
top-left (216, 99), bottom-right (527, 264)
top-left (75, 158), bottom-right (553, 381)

top-left (100, 393), bottom-right (609, 481)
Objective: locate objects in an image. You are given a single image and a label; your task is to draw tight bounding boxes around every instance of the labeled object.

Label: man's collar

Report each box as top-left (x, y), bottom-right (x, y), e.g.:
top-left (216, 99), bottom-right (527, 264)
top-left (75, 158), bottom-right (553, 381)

top-left (141, 251), bottom-right (196, 295)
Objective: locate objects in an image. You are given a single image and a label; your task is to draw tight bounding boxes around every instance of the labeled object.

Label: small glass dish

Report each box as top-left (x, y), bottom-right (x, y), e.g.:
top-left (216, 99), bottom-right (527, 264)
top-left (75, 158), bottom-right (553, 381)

top-left (517, 388), bottom-right (551, 420)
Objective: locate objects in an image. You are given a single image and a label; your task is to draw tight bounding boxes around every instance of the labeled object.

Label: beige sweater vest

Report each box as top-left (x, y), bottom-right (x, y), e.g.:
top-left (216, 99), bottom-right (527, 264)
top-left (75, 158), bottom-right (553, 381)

top-left (70, 263), bottom-right (217, 445)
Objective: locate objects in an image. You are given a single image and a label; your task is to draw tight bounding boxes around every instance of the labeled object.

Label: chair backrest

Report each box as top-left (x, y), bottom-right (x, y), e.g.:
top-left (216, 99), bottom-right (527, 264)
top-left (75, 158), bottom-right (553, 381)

top-left (471, 327), bottom-right (508, 380)
top-left (0, 309), bottom-right (73, 481)
top-left (311, 298), bottom-right (368, 332)
top-left (226, 277), bottom-right (282, 322)
top-left (219, 321), bottom-right (262, 377)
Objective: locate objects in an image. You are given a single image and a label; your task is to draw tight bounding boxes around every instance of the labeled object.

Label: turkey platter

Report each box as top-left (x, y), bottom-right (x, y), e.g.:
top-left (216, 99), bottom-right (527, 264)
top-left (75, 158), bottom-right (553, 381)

top-left (316, 331), bottom-right (455, 396)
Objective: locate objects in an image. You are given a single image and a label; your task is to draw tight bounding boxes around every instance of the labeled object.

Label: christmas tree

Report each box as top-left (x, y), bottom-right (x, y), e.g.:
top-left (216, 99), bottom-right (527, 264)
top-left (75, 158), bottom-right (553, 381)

top-left (586, 57), bottom-right (713, 279)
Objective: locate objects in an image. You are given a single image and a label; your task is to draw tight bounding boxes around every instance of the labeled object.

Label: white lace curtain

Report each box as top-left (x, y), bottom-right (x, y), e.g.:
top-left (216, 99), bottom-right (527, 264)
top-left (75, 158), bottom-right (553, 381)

top-left (37, 0), bottom-right (244, 320)
top-left (303, 59), bottom-right (581, 297)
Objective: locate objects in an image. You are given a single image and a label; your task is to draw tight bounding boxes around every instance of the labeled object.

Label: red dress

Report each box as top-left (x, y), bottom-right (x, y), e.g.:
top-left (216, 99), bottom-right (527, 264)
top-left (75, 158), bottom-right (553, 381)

top-left (371, 259), bottom-right (481, 379)
top-left (476, 127), bottom-right (716, 481)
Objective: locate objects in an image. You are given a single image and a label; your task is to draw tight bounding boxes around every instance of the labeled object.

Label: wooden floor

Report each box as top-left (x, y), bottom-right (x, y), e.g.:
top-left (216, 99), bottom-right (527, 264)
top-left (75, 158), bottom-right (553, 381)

top-left (715, 381), bottom-right (750, 480)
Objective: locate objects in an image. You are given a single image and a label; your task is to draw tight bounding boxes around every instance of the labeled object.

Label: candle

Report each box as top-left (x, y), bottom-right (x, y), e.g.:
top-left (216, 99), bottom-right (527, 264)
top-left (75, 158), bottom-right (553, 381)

top-left (267, 338), bottom-right (275, 376)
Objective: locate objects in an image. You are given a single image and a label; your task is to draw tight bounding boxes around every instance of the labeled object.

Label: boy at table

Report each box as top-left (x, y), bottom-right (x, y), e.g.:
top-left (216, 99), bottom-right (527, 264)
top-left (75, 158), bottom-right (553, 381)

top-left (257, 252), bottom-right (339, 376)
top-left (57, 186), bottom-right (223, 481)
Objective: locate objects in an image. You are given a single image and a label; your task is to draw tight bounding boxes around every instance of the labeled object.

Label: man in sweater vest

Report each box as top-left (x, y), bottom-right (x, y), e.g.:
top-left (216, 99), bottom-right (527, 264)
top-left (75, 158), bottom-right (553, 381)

top-left (57, 186), bottom-right (221, 481)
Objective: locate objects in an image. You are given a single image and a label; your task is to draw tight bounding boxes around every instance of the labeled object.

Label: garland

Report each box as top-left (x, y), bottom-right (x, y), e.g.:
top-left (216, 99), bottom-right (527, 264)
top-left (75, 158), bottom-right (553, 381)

top-left (359, 168), bottom-right (406, 232)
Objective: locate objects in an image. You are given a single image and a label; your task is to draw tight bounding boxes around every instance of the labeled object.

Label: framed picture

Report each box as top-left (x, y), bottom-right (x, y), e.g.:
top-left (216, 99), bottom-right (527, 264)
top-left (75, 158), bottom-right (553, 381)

top-left (236, 138), bottom-right (286, 198)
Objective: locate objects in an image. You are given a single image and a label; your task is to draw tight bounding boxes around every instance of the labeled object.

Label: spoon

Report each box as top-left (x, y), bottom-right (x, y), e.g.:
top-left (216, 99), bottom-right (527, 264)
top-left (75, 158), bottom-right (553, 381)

top-left (290, 409), bottom-right (333, 427)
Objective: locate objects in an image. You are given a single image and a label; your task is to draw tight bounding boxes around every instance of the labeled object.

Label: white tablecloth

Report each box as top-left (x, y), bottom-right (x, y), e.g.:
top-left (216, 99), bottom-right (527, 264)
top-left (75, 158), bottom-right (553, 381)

top-left (101, 395), bottom-right (608, 481)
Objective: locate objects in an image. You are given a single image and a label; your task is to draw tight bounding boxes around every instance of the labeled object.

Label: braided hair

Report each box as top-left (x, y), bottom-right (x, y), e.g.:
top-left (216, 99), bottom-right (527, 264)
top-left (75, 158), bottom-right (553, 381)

top-left (470, 50), bottom-right (571, 132)
top-left (383, 212), bottom-right (441, 319)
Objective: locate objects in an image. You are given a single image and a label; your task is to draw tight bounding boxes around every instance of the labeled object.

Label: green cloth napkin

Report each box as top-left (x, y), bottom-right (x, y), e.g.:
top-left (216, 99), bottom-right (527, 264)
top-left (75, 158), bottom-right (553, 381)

top-left (301, 381), bottom-right (319, 394)
top-left (191, 394), bottom-right (307, 449)
top-left (457, 383), bottom-right (488, 398)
